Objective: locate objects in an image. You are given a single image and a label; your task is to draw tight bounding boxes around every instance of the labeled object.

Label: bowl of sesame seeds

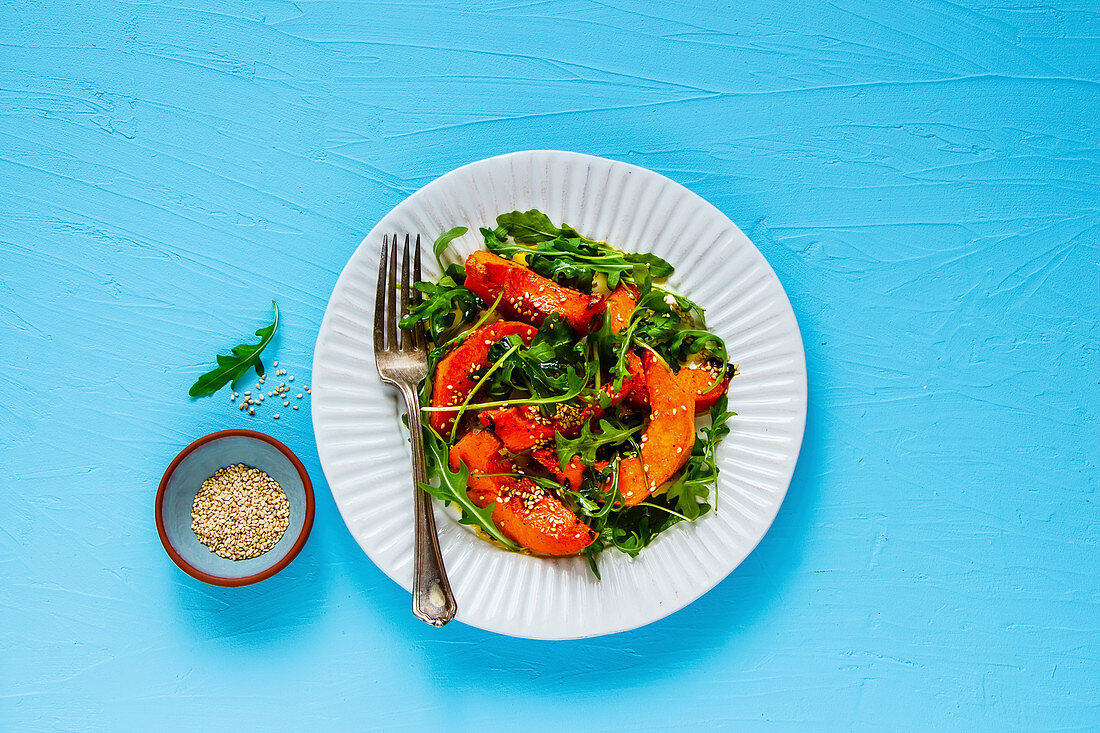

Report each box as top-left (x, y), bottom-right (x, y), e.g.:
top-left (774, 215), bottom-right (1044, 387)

top-left (156, 429), bottom-right (314, 586)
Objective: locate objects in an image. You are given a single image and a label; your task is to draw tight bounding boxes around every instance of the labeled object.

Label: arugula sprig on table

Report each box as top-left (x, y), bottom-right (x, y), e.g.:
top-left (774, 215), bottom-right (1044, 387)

top-left (188, 302), bottom-right (279, 397)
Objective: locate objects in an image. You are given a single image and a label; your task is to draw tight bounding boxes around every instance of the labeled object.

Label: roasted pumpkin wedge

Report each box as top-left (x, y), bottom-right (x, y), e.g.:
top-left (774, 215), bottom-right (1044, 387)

top-left (603, 283), bottom-right (638, 333)
top-left (429, 321), bottom-right (537, 435)
top-left (626, 357), bottom-right (732, 414)
top-left (464, 251), bottom-right (605, 333)
top-left (480, 405), bottom-right (562, 452)
top-left (449, 431), bottom-right (595, 556)
top-left (677, 360), bottom-right (733, 412)
top-left (614, 351), bottom-right (696, 506)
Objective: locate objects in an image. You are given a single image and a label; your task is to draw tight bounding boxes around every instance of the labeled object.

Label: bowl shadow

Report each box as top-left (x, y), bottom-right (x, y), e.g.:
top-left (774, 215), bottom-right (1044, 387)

top-left (168, 531), bottom-right (329, 650)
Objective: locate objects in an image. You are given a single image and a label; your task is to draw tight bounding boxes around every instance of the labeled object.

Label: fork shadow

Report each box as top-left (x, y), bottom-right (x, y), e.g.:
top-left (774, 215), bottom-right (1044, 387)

top-left (355, 390), bottom-right (823, 694)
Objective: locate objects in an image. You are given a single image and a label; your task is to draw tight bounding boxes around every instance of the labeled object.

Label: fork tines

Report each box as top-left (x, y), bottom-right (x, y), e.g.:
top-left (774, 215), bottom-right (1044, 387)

top-left (374, 233), bottom-right (423, 352)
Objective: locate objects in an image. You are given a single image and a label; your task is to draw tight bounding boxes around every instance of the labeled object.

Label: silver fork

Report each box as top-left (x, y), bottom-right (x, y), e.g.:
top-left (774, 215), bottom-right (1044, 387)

top-left (374, 233), bottom-right (457, 627)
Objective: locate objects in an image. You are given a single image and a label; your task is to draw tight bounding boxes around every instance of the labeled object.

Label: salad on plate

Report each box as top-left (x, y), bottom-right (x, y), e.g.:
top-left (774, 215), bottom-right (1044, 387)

top-left (399, 209), bottom-right (736, 577)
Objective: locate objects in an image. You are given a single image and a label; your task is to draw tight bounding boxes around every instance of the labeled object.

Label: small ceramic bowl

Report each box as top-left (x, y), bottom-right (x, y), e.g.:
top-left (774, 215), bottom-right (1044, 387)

top-left (156, 429), bottom-right (314, 586)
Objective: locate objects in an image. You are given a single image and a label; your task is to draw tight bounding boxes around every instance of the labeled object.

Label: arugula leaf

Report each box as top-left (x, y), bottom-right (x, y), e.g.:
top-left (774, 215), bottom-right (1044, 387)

top-left (632, 263), bottom-right (653, 296)
top-left (595, 503), bottom-right (682, 558)
top-left (432, 226), bottom-right (468, 264)
top-left (484, 215), bottom-right (674, 292)
top-left (488, 314), bottom-right (587, 400)
top-left (398, 265), bottom-right (480, 342)
top-left (188, 302), bottom-right (278, 397)
top-left (669, 329), bottom-right (728, 365)
top-left (619, 286), bottom-right (726, 372)
top-left (554, 418), bottom-right (642, 471)
top-left (583, 544), bottom-right (603, 580)
top-left (623, 252), bottom-right (674, 278)
top-left (662, 461), bottom-right (712, 521)
top-left (419, 427), bottom-right (521, 551)
top-left (496, 209), bottom-right (561, 242)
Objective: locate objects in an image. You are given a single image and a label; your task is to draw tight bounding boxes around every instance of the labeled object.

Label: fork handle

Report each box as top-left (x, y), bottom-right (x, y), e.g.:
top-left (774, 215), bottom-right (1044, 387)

top-left (400, 382), bottom-right (458, 627)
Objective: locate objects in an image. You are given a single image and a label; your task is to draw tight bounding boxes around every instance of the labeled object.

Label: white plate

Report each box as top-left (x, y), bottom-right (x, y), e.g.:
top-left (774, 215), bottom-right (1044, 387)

top-left (312, 151), bottom-right (807, 639)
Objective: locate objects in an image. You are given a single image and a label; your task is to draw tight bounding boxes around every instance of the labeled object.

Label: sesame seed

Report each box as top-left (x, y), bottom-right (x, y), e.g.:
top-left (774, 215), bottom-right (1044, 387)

top-left (283, 401), bottom-right (289, 407)
top-left (288, 376), bottom-right (294, 382)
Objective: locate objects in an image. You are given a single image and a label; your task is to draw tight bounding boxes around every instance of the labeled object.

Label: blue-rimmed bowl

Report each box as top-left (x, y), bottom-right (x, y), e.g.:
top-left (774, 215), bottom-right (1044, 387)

top-left (156, 429), bottom-right (314, 586)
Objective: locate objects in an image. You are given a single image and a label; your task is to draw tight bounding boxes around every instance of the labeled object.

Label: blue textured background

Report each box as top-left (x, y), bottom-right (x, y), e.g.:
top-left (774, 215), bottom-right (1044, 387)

top-left (2, 1), bottom-right (1097, 729)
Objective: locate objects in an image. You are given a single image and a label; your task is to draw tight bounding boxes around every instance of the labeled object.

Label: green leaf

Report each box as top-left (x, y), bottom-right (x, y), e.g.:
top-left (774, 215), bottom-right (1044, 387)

top-left (663, 467), bottom-right (711, 521)
top-left (555, 418), bottom-right (642, 471)
top-left (632, 263), bottom-right (652, 296)
top-left (623, 252), bottom-right (674, 278)
top-left (483, 213), bottom-right (674, 292)
top-left (188, 302), bottom-right (279, 397)
top-left (669, 329), bottom-right (728, 364)
top-left (583, 544), bottom-right (603, 580)
top-left (496, 209), bottom-right (561, 242)
top-left (432, 226), bottom-right (468, 264)
top-left (398, 273), bottom-right (480, 343)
